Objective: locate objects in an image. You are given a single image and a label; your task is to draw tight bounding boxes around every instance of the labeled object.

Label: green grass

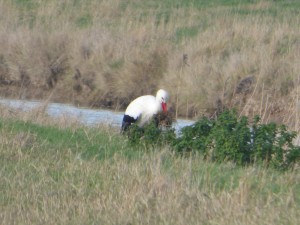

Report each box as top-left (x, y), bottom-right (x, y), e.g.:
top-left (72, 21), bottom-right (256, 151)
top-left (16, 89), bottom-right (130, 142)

top-left (75, 13), bottom-right (93, 28)
top-left (129, 0), bottom-right (261, 9)
top-left (0, 118), bottom-right (137, 160)
top-left (10, 0), bottom-right (300, 26)
top-left (14, 0), bottom-right (38, 9)
top-left (0, 114), bottom-right (299, 224)
top-left (175, 26), bottom-right (200, 42)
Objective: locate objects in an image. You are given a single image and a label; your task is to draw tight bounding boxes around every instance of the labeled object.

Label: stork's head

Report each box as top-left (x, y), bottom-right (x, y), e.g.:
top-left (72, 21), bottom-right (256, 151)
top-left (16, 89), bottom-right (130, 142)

top-left (156, 89), bottom-right (169, 112)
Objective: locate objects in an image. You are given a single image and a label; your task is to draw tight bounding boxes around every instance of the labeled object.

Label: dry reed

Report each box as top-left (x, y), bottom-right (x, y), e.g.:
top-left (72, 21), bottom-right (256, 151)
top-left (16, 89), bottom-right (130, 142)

top-left (0, 0), bottom-right (299, 127)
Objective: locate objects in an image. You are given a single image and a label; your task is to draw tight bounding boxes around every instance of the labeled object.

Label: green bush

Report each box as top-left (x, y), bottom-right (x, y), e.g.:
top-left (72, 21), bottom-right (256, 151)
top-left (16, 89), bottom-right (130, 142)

top-left (126, 121), bottom-right (176, 147)
top-left (173, 110), bottom-right (300, 170)
top-left (251, 116), bottom-right (300, 169)
top-left (205, 111), bottom-right (253, 165)
top-left (126, 110), bottom-right (300, 170)
top-left (174, 116), bottom-right (214, 154)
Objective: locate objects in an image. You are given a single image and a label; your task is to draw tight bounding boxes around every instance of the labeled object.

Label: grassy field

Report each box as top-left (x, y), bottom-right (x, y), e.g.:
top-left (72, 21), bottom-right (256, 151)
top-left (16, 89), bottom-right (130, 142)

top-left (0, 106), bottom-right (299, 224)
top-left (0, 0), bottom-right (299, 130)
top-left (1, 2), bottom-right (300, 221)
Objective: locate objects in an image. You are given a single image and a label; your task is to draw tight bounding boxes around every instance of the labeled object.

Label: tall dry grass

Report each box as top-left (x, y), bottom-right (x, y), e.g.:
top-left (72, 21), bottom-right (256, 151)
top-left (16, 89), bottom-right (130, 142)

top-left (0, 0), bottom-right (299, 128)
top-left (2, 148), bottom-right (299, 225)
top-left (0, 97), bottom-right (299, 224)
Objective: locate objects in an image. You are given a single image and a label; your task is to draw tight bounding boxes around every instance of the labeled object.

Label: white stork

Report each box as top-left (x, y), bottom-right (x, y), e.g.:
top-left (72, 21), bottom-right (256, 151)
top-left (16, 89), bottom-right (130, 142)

top-left (121, 89), bottom-right (169, 131)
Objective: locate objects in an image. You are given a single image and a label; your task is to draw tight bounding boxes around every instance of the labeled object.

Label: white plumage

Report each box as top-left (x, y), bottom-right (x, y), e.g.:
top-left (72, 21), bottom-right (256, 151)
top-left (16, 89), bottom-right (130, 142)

top-left (121, 89), bottom-right (169, 131)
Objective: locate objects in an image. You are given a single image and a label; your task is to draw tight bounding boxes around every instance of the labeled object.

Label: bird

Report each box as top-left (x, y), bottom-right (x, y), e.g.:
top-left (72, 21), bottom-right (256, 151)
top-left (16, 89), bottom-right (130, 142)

top-left (121, 89), bottom-right (169, 132)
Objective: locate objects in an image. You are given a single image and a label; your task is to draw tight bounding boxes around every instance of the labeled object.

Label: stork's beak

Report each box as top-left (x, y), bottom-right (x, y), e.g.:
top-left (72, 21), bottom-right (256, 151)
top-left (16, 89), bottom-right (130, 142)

top-left (162, 102), bottom-right (167, 112)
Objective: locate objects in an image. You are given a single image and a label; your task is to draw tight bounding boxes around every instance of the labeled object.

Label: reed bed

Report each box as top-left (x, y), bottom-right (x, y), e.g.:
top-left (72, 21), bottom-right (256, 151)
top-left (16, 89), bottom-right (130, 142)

top-left (1, 1), bottom-right (299, 127)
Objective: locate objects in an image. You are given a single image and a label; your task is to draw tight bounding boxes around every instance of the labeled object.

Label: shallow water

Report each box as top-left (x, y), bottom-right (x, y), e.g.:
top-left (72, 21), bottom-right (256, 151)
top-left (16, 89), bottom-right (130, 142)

top-left (0, 99), bottom-right (195, 133)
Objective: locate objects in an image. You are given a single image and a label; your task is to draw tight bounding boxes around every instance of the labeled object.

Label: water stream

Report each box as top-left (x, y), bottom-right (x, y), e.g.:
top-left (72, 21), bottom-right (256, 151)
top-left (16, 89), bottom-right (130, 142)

top-left (2, 98), bottom-right (300, 145)
top-left (0, 99), bottom-right (195, 133)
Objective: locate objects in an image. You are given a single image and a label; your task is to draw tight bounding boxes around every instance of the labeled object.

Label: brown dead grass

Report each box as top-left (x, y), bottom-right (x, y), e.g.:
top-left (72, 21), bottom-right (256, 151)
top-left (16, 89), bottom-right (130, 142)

top-left (0, 0), bottom-right (299, 131)
top-left (1, 141), bottom-right (299, 225)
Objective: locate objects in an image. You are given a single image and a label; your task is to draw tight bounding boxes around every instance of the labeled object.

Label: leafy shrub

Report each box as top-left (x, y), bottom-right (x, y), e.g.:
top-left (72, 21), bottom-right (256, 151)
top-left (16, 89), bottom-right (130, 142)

top-left (126, 121), bottom-right (176, 147)
top-left (174, 110), bottom-right (300, 170)
top-left (205, 111), bottom-right (253, 165)
top-left (126, 110), bottom-right (300, 170)
top-left (174, 116), bottom-right (214, 154)
top-left (251, 116), bottom-right (300, 169)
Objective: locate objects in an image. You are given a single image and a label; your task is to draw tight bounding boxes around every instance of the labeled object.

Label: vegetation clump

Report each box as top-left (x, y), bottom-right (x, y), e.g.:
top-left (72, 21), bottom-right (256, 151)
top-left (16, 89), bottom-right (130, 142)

top-left (124, 111), bottom-right (176, 147)
top-left (128, 110), bottom-right (300, 170)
